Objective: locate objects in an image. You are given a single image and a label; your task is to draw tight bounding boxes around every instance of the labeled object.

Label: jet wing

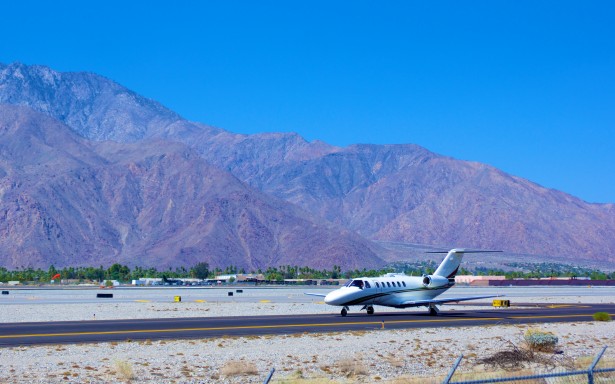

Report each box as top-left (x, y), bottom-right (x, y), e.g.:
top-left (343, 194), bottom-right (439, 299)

top-left (397, 295), bottom-right (501, 308)
top-left (304, 293), bottom-right (327, 298)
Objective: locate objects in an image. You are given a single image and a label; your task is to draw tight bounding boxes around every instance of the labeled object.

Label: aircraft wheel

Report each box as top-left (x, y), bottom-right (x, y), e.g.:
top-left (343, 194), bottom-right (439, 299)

top-left (428, 307), bottom-right (439, 316)
top-left (366, 306), bottom-right (374, 315)
top-left (341, 308), bottom-right (348, 317)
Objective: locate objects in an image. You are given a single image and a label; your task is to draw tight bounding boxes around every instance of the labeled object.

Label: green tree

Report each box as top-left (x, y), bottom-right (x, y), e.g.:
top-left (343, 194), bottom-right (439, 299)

top-left (191, 262), bottom-right (210, 279)
top-left (107, 264), bottom-right (131, 282)
top-left (330, 265), bottom-right (341, 279)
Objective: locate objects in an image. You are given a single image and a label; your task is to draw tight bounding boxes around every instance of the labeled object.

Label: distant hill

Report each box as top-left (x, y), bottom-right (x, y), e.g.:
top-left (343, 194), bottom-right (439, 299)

top-left (186, 135), bottom-right (615, 265)
top-left (0, 104), bottom-right (384, 270)
top-left (1, 62), bottom-right (613, 270)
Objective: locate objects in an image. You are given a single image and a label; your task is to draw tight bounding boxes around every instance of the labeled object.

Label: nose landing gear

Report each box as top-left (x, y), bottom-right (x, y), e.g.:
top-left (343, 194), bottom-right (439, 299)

top-left (341, 306), bottom-right (349, 317)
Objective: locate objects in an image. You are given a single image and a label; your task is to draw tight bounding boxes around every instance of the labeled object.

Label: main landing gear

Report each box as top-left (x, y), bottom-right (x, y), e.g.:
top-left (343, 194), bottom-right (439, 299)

top-left (341, 305), bottom-right (374, 316)
top-left (356, 305), bottom-right (375, 315)
top-left (428, 304), bottom-right (440, 316)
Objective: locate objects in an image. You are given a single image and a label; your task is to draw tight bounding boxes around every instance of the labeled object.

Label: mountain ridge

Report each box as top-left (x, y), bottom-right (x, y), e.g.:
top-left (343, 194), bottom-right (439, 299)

top-left (1, 62), bottom-right (613, 270)
top-left (0, 104), bottom-right (384, 269)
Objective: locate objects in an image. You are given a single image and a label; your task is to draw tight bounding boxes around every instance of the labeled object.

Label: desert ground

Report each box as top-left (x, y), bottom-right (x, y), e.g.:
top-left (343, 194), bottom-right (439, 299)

top-left (0, 286), bottom-right (613, 383)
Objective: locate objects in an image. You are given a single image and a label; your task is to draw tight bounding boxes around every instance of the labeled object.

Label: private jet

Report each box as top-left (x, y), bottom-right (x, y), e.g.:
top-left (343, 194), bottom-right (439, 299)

top-left (306, 248), bottom-right (501, 316)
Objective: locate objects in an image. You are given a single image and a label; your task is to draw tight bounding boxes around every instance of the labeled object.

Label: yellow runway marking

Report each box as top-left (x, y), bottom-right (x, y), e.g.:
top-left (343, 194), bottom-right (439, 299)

top-left (0, 317), bottom-right (498, 339)
top-left (546, 304), bottom-right (591, 309)
top-left (259, 300), bottom-right (271, 303)
top-left (0, 316), bottom-right (518, 340)
top-left (135, 300), bottom-right (150, 303)
top-left (2, 312), bottom-right (612, 340)
top-left (195, 300), bottom-right (206, 303)
top-left (509, 313), bottom-right (614, 320)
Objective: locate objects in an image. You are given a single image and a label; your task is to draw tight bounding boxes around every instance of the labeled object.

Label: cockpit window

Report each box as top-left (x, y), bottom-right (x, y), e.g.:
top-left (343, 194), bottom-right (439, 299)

top-left (349, 280), bottom-right (364, 289)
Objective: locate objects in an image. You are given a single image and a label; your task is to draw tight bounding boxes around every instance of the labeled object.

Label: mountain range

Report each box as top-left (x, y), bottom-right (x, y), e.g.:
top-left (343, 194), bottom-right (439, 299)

top-left (1, 62), bottom-right (613, 271)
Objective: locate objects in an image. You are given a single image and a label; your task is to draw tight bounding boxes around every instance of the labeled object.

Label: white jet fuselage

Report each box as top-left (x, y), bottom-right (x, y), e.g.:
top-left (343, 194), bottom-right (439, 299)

top-left (308, 249), bottom-right (500, 316)
top-left (324, 275), bottom-right (452, 308)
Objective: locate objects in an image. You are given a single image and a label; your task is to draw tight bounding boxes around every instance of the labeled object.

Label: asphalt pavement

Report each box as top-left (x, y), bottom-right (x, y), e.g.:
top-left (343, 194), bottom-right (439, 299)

top-left (0, 303), bottom-right (612, 347)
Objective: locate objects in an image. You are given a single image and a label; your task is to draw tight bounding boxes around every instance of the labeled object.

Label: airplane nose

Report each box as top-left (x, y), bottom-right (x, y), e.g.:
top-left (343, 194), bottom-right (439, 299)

top-left (324, 290), bottom-right (342, 305)
top-left (324, 292), bottom-right (333, 305)
top-left (325, 292), bottom-right (335, 305)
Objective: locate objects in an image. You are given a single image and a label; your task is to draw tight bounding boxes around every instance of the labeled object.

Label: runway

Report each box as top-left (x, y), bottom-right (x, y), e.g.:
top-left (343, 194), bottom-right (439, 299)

top-left (3, 286), bottom-right (613, 304)
top-left (0, 303), bottom-right (612, 347)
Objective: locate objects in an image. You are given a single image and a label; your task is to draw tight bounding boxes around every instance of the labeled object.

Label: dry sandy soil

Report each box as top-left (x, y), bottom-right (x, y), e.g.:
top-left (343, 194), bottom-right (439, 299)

top-left (0, 288), bottom-right (613, 383)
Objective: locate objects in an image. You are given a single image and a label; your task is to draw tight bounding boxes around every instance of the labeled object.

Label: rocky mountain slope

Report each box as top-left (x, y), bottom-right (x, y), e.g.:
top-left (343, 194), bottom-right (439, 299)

top-left (1, 62), bottom-right (613, 269)
top-left (0, 104), bottom-right (383, 269)
top-left (189, 136), bottom-right (615, 264)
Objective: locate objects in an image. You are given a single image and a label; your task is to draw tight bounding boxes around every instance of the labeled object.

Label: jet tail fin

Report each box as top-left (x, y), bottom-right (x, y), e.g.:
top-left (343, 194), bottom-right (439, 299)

top-left (431, 249), bottom-right (466, 279)
top-left (429, 249), bottom-right (502, 279)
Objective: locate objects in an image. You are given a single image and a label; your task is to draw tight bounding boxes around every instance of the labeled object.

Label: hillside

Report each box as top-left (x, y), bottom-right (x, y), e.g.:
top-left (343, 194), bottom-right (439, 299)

top-left (0, 105), bottom-right (383, 269)
top-left (1, 62), bottom-right (613, 269)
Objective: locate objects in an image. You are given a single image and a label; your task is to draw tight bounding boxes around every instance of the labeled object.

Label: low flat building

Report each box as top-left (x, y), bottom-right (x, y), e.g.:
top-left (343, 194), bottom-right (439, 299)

top-left (455, 275), bottom-right (506, 285)
top-left (487, 279), bottom-right (615, 286)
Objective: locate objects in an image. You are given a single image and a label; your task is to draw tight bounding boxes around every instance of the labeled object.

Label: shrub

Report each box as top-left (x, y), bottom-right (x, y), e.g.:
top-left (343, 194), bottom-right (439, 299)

top-left (220, 360), bottom-right (258, 377)
top-left (524, 329), bottom-right (558, 352)
top-left (336, 357), bottom-right (368, 377)
top-left (592, 312), bottom-right (612, 321)
top-left (113, 359), bottom-right (134, 381)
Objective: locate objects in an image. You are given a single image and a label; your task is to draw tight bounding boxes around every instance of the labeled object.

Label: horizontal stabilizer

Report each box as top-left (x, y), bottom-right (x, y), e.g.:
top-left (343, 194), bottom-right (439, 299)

top-left (426, 250), bottom-right (502, 254)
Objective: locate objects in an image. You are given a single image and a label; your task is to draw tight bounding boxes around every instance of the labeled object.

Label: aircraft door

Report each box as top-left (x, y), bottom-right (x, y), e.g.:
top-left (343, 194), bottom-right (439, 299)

top-left (372, 280), bottom-right (383, 304)
top-left (361, 280), bottom-right (373, 305)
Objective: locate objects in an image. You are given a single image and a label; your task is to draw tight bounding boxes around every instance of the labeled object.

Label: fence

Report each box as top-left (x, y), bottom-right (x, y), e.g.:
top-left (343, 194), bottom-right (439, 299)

top-left (262, 346), bottom-right (614, 384)
top-left (444, 345), bottom-right (614, 384)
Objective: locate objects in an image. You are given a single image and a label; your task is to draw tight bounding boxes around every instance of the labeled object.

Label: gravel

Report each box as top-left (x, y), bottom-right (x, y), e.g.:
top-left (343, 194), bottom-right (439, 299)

top-left (0, 288), bottom-right (613, 383)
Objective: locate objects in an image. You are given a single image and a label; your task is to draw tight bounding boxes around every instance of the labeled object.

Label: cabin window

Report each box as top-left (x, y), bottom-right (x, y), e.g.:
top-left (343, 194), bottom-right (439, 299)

top-left (386, 282), bottom-right (391, 287)
top-left (349, 280), bottom-right (364, 289)
top-left (364, 281), bottom-right (371, 289)
top-left (397, 282), bottom-right (401, 287)
top-left (402, 281), bottom-right (406, 287)
top-left (375, 282), bottom-right (380, 288)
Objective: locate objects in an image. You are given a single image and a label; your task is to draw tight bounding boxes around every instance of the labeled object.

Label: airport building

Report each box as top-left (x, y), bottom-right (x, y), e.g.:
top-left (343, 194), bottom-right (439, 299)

top-left (455, 275), bottom-right (506, 285)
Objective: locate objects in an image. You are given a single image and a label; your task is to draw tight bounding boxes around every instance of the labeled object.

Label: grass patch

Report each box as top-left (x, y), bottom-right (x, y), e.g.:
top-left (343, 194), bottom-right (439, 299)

top-left (592, 312), bottom-right (612, 321)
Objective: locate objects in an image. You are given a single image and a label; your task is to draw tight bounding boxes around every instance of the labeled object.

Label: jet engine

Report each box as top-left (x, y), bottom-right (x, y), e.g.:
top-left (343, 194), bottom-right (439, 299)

top-left (422, 274), bottom-right (449, 288)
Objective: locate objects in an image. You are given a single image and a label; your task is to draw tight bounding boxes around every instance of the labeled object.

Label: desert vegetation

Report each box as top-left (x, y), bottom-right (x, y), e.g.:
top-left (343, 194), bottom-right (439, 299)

top-left (593, 312), bottom-right (612, 321)
top-left (2, 260), bottom-right (614, 285)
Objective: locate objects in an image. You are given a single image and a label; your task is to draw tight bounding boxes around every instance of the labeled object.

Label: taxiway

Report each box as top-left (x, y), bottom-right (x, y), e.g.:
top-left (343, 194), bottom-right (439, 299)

top-left (0, 302), bottom-right (612, 347)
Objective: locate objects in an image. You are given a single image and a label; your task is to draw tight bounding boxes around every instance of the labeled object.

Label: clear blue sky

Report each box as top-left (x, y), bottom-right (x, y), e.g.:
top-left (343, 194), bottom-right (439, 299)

top-left (2, 1), bottom-right (614, 203)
